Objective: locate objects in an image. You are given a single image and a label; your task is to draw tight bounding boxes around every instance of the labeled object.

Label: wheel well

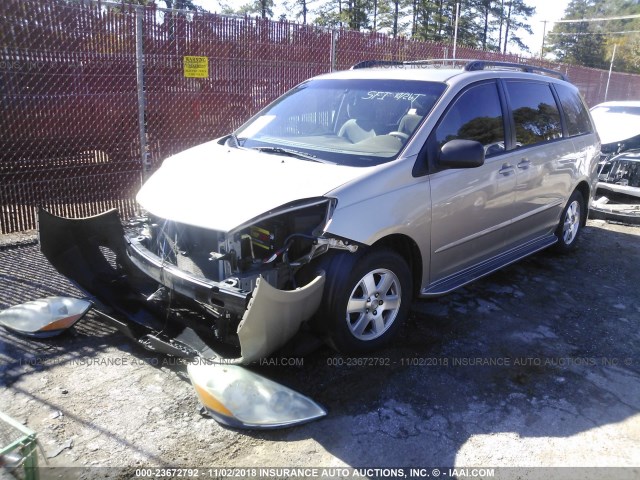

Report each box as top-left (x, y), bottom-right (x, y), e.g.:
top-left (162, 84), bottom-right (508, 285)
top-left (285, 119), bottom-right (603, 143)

top-left (574, 181), bottom-right (590, 226)
top-left (372, 234), bottom-right (422, 298)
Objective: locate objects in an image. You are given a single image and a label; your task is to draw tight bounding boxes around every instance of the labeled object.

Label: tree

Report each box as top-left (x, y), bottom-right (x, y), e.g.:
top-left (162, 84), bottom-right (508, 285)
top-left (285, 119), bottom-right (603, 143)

top-left (409, 0), bottom-right (505, 49)
top-left (495, 0), bottom-right (535, 54)
top-left (376, 0), bottom-right (411, 36)
top-left (546, 0), bottom-right (609, 69)
top-left (411, 0), bottom-right (455, 42)
top-left (258, 0), bottom-right (274, 18)
top-left (344, 0), bottom-right (372, 30)
top-left (474, 0), bottom-right (502, 51)
top-left (411, 0), bottom-right (437, 40)
top-left (299, 0), bottom-right (310, 23)
top-left (222, 0), bottom-right (275, 18)
top-left (599, 0), bottom-right (640, 73)
top-left (455, 0), bottom-right (490, 49)
top-left (308, 0), bottom-right (540, 54)
top-left (162, 0), bottom-right (204, 10)
top-left (314, 0), bottom-right (346, 27)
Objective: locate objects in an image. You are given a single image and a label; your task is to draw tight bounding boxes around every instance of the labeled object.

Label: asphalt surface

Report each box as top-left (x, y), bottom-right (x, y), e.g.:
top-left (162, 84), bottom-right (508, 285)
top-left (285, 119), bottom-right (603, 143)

top-left (0, 220), bottom-right (639, 479)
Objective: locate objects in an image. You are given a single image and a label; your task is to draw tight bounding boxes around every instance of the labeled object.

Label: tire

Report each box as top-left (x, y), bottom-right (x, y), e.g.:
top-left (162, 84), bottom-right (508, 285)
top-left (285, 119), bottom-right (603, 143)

top-left (320, 248), bottom-right (412, 353)
top-left (553, 190), bottom-right (585, 252)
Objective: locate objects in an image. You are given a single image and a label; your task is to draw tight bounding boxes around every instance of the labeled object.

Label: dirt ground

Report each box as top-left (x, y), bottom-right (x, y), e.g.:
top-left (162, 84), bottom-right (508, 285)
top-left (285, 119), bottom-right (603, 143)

top-left (1, 219), bottom-right (639, 479)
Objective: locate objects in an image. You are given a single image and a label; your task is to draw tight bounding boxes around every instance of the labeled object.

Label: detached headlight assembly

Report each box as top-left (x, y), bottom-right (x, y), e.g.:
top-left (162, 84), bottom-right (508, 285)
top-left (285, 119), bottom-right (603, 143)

top-left (0, 296), bottom-right (92, 338)
top-left (187, 362), bottom-right (327, 429)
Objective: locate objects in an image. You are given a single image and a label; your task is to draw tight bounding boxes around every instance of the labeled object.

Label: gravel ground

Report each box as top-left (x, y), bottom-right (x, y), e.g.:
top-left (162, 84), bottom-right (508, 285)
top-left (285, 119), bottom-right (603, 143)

top-left (0, 220), bottom-right (639, 479)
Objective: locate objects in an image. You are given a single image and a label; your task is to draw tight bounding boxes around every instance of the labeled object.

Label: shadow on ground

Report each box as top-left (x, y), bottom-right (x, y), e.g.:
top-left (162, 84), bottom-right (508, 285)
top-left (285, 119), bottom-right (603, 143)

top-left (1, 222), bottom-right (639, 473)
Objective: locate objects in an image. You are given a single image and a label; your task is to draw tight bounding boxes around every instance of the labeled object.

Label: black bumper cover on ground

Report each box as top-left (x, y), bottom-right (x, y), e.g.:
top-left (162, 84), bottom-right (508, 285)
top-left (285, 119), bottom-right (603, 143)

top-left (38, 208), bottom-right (250, 359)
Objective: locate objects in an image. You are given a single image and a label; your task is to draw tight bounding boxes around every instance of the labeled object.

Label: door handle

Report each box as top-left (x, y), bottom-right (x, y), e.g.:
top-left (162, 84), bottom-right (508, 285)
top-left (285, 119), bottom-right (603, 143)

top-left (499, 164), bottom-right (515, 176)
top-left (517, 159), bottom-right (531, 169)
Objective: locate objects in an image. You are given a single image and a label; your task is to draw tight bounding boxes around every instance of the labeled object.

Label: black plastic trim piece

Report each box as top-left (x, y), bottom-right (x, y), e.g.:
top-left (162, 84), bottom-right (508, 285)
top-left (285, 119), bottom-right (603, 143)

top-left (464, 60), bottom-right (568, 81)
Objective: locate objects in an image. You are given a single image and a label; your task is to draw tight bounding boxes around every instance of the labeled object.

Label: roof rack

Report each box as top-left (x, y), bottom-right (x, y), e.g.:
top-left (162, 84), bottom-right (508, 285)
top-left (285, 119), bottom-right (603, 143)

top-left (464, 60), bottom-right (568, 81)
top-left (350, 58), bottom-right (568, 81)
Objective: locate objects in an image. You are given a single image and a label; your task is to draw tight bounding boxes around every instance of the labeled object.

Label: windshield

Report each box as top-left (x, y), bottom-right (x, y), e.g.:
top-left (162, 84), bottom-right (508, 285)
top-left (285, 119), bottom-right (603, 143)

top-left (235, 79), bottom-right (446, 166)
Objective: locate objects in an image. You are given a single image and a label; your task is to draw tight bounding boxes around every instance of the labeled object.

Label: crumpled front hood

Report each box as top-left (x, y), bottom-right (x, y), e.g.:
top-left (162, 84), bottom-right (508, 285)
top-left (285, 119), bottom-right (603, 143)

top-left (136, 141), bottom-right (367, 232)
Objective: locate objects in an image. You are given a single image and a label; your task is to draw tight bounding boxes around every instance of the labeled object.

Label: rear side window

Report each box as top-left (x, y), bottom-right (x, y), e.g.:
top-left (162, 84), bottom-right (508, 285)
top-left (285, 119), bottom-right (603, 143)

top-left (505, 81), bottom-right (562, 147)
top-left (434, 82), bottom-right (505, 156)
top-left (554, 83), bottom-right (593, 136)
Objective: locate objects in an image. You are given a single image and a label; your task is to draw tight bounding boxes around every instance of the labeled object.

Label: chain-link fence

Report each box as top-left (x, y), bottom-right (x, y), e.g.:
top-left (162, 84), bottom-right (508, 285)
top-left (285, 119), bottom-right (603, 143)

top-left (1, 0), bottom-right (140, 234)
top-left (2, 0), bottom-right (640, 234)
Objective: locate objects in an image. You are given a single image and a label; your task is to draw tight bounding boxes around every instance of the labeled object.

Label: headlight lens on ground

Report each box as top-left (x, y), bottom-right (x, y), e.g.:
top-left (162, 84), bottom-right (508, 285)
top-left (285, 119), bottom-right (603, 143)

top-left (187, 362), bottom-right (326, 429)
top-left (0, 296), bottom-right (92, 338)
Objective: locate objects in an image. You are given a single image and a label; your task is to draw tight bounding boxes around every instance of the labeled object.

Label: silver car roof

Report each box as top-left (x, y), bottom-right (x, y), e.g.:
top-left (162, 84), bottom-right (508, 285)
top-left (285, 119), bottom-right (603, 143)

top-left (312, 65), bottom-right (574, 88)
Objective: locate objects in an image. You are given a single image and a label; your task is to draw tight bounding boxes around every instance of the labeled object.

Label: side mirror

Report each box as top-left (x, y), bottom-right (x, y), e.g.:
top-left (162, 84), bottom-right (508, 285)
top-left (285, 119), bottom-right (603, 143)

top-left (438, 139), bottom-right (485, 169)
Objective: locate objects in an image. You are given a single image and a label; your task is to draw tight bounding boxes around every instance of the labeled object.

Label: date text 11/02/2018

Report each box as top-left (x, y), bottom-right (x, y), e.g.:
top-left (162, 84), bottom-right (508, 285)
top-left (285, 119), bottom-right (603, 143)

top-left (134, 467), bottom-right (497, 478)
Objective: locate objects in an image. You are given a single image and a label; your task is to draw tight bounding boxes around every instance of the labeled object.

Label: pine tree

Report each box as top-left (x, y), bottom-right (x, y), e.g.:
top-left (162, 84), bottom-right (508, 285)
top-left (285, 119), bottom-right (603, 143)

top-left (547, 0), bottom-right (608, 69)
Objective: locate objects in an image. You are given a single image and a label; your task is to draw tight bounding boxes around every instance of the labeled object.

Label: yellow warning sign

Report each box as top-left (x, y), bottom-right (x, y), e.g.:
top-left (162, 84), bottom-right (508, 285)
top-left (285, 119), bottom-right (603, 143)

top-left (183, 56), bottom-right (208, 78)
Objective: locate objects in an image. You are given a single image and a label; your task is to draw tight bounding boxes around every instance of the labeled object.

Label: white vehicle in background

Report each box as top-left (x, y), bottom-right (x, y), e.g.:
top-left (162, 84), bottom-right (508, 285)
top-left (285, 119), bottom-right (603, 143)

top-left (590, 101), bottom-right (640, 159)
top-left (590, 101), bottom-right (640, 224)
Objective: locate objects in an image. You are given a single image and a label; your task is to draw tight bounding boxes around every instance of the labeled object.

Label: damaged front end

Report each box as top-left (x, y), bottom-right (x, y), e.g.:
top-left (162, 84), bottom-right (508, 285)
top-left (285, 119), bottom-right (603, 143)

top-left (38, 198), bottom-right (354, 363)
top-left (591, 150), bottom-right (640, 225)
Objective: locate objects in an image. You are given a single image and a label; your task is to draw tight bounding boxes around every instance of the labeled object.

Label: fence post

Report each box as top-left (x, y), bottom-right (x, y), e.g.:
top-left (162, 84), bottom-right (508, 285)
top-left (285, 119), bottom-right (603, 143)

top-left (604, 43), bottom-right (617, 103)
top-left (135, 5), bottom-right (150, 182)
top-left (330, 29), bottom-right (337, 72)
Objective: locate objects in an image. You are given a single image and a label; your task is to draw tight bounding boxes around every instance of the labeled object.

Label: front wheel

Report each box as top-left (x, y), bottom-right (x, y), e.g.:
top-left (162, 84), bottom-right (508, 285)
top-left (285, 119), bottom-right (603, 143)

top-left (553, 190), bottom-right (585, 252)
top-left (320, 248), bottom-right (412, 353)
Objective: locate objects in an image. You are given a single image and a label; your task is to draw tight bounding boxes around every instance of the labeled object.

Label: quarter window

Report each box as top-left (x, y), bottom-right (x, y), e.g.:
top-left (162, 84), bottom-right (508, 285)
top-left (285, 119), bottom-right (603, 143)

top-left (434, 82), bottom-right (505, 156)
top-left (554, 83), bottom-right (593, 136)
top-left (505, 81), bottom-right (562, 146)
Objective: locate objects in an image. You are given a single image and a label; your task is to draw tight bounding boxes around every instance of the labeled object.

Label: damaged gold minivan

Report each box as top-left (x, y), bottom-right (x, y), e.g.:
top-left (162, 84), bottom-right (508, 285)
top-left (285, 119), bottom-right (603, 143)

top-left (40, 59), bottom-right (600, 364)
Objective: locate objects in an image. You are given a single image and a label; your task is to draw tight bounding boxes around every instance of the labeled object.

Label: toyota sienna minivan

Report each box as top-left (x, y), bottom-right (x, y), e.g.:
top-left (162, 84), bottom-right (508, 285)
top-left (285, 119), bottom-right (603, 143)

top-left (40, 59), bottom-right (600, 362)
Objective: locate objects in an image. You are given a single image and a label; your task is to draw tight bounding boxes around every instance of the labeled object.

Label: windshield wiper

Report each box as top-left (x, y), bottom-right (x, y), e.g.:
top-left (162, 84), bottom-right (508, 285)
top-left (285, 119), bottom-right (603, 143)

top-left (252, 146), bottom-right (326, 163)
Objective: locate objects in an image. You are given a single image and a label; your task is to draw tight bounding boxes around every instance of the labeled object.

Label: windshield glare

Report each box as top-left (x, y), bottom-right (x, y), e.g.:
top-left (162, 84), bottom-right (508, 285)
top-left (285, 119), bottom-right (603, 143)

top-left (236, 79), bottom-right (446, 166)
top-left (590, 105), bottom-right (640, 127)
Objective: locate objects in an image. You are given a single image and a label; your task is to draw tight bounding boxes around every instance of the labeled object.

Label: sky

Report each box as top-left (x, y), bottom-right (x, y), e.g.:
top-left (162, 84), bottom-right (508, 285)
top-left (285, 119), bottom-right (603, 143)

top-left (188, 0), bottom-right (572, 56)
top-left (526, 0), bottom-right (571, 56)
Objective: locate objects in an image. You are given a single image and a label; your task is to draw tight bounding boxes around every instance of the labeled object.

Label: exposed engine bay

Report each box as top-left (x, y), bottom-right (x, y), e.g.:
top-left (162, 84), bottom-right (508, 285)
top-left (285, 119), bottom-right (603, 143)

top-left (591, 150), bottom-right (640, 225)
top-left (135, 198), bottom-right (333, 293)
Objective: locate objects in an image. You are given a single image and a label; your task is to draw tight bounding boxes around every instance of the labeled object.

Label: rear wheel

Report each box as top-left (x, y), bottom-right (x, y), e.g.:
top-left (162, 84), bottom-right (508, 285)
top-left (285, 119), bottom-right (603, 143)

top-left (320, 248), bottom-right (412, 353)
top-left (554, 190), bottom-right (585, 252)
